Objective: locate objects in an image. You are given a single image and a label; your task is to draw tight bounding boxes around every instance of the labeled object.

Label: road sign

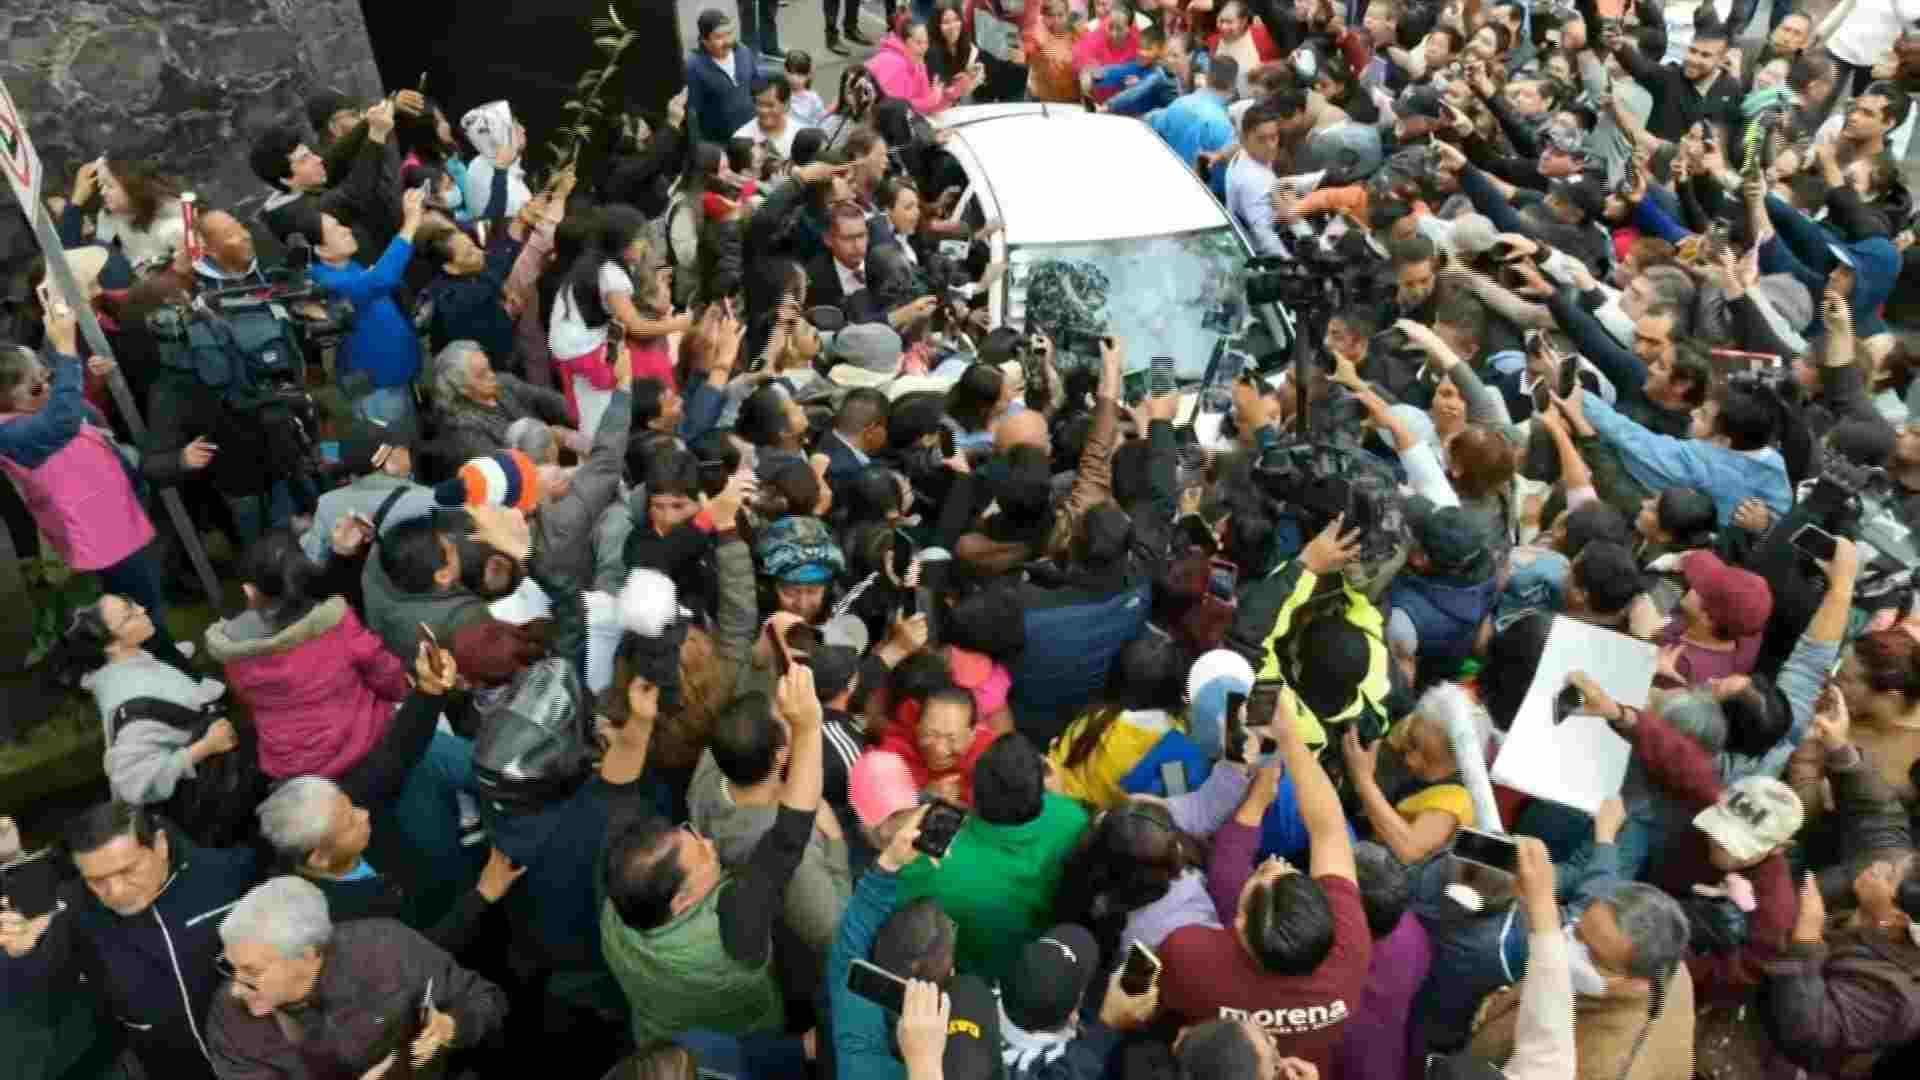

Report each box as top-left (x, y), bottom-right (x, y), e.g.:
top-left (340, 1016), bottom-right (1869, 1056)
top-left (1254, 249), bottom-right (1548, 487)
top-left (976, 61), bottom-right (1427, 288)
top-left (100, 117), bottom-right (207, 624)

top-left (0, 76), bottom-right (42, 211)
top-left (0, 75), bottom-right (227, 617)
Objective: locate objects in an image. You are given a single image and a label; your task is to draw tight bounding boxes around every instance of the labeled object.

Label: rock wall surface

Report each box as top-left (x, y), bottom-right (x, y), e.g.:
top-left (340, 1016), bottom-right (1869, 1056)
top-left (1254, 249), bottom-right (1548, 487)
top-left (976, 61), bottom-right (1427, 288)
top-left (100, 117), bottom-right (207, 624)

top-left (2, 0), bottom-right (382, 218)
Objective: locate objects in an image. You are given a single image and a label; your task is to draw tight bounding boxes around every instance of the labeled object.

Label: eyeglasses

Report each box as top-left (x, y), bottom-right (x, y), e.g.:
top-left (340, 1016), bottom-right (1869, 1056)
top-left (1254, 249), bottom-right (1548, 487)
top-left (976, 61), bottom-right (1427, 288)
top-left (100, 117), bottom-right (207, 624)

top-left (216, 954), bottom-right (261, 992)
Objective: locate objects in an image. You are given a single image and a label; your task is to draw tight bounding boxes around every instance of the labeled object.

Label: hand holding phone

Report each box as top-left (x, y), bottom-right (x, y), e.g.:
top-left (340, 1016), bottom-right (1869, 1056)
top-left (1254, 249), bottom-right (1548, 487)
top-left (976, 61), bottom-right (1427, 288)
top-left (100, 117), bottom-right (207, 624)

top-left (913, 800), bottom-right (966, 859)
top-left (1791, 524), bottom-right (1840, 562)
top-left (1451, 827), bottom-right (1521, 873)
top-left (1118, 940), bottom-right (1163, 995)
top-left (847, 959), bottom-right (911, 1014)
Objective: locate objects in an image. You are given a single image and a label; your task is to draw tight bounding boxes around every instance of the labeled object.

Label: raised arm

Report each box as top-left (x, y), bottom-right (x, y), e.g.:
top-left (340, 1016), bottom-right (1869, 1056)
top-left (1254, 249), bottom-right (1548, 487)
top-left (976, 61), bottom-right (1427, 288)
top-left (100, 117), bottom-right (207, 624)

top-left (1276, 688), bottom-right (1356, 881)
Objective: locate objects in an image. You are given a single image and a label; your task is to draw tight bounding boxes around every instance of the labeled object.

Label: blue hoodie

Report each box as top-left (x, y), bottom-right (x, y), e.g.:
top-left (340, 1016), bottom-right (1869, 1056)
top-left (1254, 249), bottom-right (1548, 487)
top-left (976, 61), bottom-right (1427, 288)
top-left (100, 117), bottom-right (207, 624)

top-left (311, 235), bottom-right (422, 388)
top-left (1758, 194), bottom-right (1901, 339)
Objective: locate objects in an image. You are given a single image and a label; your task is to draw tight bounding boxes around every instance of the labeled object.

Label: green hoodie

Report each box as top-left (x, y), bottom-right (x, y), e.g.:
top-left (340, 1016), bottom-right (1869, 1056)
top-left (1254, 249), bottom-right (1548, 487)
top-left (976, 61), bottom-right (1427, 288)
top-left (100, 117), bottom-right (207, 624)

top-left (896, 792), bottom-right (1090, 982)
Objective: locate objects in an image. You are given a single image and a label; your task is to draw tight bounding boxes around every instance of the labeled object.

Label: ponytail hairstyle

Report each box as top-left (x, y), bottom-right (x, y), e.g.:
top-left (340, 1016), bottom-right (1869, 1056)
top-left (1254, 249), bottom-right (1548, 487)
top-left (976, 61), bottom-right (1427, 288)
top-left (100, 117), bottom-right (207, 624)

top-left (1064, 632), bottom-right (1185, 769)
top-left (42, 599), bottom-right (118, 691)
top-left (237, 528), bottom-right (323, 634)
top-left (562, 203), bottom-right (651, 331)
top-left (1053, 796), bottom-right (1206, 957)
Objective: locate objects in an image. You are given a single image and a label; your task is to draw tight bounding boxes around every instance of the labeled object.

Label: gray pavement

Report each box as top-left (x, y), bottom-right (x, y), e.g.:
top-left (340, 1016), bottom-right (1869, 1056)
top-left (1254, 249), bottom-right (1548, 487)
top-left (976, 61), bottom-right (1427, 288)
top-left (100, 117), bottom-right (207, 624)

top-left (672, 0), bottom-right (899, 93)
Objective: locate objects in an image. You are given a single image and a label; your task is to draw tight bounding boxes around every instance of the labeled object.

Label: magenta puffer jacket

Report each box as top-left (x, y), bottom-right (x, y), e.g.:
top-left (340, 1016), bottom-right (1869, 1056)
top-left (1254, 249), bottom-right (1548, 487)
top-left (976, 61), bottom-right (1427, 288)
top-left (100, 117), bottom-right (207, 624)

top-left (204, 597), bottom-right (412, 780)
top-left (0, 349), bottom-right (154, 570)
top-left (864, 34), bottom-right (970, 115)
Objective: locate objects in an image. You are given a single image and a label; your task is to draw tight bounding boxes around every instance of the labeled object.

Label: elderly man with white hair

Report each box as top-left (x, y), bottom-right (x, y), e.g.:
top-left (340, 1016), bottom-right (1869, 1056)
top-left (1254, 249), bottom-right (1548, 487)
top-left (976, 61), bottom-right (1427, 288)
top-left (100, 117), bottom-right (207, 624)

top-left (207, 876), bottom-right (507, 1080)
top-left (254, 777), bottom-right (525, 954)
top-left (499, 337), bottom-right (635, 585)
top-left (431, 339), bottom-right (577, 468)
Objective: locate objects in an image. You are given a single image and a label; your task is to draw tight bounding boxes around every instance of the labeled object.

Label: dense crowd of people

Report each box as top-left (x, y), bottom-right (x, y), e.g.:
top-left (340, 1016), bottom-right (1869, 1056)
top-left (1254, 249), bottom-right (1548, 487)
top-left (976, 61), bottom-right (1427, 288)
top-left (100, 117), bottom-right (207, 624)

top-left (3, 0), bottom-right (1920, 1078)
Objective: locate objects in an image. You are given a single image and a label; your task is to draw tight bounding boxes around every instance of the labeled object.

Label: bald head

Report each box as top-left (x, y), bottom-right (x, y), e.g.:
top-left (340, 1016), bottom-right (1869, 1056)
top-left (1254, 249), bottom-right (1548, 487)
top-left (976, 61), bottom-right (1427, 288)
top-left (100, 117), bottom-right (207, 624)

top-left (994, 409), bottom-right (1051, 455)
top-left (198, 210), bottom-right (254, 274)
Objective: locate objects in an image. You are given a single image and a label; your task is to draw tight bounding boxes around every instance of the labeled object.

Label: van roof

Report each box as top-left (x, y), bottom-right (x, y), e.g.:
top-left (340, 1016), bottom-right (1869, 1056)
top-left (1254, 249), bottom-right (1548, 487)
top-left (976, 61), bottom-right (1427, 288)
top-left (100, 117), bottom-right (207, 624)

top-left (932, 105), bottom-right (1237, 247)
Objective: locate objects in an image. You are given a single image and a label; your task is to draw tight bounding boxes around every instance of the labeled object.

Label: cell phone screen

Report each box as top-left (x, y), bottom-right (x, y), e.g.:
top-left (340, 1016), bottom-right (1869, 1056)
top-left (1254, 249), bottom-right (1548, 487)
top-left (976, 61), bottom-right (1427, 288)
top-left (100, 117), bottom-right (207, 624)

top-left (1207, 560), bottom-right (1237, 601)
top-left (1150, 355), bottom-right (1175, 397)
top-left (1119, 940), bottom-right (1163, 995)
top-left (1122, 369), bottom-right (1149, 405)
top-left (1224, 692), bottom-right (1250, 764)
top-left (847, 959), bottom-right (910, 1014)
top-left (1791, 524), bottom-right (1839, 562)
top-left (0, 848), bottom-right (59, 919)
top-left (1246, 680), bottom-right (1285, 738)
top-left (1452, 827), bottom-right (1520, 874)
top-left (938, 424), bottom-right (959, 461)
top-left (914, 800), bottom-right (966, 859)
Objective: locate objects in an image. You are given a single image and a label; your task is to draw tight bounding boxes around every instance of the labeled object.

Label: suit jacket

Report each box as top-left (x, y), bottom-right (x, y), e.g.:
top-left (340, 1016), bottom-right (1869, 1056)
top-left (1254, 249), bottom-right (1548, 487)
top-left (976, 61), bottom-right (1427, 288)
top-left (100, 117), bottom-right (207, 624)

top-left (819, 430), bottom-right (871, 492)
top-left (686, 48), bottom-right (758, 146)
top-left (807, 252), bottom-right (886, 325)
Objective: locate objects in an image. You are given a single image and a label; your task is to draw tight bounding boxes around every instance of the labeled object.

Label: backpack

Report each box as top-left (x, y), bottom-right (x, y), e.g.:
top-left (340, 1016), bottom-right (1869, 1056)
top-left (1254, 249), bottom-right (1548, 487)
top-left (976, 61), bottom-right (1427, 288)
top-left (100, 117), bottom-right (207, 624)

top-left (470, 656), bottom-right (593, 812)
top-left (149, 299), bottom-right (318, 474)
top-left (109, 696), bottom-right (267, 852)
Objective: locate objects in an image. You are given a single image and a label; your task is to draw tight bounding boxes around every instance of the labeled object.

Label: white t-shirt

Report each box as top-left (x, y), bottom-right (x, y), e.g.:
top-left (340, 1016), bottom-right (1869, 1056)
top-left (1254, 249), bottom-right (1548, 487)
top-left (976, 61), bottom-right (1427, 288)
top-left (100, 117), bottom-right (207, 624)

top-left (1659, 0), bottom-right (1734, 65)
top-left (735, 113), bottom-right (802, 161)
top-left (1827, 0), bottom-right (1920, 66)
top-left (547, 262), bottom-right (634, 361)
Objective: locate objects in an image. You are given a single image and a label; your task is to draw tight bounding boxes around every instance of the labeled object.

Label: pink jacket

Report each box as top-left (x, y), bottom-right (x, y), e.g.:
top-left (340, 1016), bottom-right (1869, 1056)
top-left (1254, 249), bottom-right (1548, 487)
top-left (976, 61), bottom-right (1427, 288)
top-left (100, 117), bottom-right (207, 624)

top-left (0, 351), bottom-right (153, 570)
top-left (204, 598), bottom-right (412, 780)
top-left (865, 34), bottom-right (968, 115)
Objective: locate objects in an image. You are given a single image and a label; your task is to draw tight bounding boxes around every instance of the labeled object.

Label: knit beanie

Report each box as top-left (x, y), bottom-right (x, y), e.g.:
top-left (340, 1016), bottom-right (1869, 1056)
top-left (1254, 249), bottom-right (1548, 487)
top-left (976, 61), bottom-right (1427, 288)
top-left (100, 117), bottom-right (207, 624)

top-left (435, 450), bottom-right (542, 512)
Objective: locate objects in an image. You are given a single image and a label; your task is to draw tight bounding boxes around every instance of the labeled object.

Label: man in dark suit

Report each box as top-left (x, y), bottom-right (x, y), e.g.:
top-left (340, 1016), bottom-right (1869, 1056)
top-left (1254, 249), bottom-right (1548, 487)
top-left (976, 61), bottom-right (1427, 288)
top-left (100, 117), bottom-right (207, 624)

top-left (685, 9), bottom-right (758, 147)
top-left (817, 386), bottom-right (891, 495)
top-left (808, 203), bottom-right (885, 324)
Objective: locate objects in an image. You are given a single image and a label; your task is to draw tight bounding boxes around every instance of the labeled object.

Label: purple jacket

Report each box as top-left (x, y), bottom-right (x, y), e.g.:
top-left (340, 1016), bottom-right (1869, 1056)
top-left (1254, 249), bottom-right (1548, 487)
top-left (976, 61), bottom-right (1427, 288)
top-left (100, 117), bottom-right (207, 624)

top-left (1334, 913), bottom-right (1433, 1080)
top-left (0, 349), bottom-right (153, 569)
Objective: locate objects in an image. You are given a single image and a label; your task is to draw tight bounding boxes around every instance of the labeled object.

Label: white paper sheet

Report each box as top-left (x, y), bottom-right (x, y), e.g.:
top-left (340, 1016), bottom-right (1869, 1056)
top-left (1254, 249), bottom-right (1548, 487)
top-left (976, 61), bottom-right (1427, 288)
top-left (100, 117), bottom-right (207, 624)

top-left (1490, 616), bottom-right (1656, 815)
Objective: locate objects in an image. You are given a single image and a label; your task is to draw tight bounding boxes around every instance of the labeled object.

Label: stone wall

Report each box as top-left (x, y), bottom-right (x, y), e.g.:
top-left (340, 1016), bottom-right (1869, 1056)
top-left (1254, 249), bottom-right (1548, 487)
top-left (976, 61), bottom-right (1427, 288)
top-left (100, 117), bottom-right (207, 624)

top-left (2, 0), bottom-right (382, 219)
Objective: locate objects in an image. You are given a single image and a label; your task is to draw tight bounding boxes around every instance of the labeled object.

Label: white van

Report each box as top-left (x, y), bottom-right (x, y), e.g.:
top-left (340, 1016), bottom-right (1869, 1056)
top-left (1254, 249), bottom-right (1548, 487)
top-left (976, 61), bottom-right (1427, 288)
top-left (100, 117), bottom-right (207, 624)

top-left (928, 104), bottom-right (1258, 380)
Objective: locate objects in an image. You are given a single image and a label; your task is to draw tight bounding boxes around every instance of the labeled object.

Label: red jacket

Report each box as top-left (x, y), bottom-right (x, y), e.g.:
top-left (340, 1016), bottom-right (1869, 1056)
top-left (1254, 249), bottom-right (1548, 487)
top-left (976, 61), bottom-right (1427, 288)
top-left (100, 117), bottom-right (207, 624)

top-left (1626, 705), bottom-right (1798, 1002)
top-left (876, 700), bottom-right (1000, 806)
top-left (1206, 20), bottom-right (1281, 66)
top-left (205, 598), bottom-right (412, 780)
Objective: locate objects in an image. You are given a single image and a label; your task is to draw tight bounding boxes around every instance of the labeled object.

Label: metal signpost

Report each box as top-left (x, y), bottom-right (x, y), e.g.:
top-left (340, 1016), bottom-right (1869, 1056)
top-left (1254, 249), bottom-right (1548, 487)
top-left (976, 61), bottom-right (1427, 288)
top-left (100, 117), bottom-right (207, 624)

top-left (1, 76), bottom-right (227, 616)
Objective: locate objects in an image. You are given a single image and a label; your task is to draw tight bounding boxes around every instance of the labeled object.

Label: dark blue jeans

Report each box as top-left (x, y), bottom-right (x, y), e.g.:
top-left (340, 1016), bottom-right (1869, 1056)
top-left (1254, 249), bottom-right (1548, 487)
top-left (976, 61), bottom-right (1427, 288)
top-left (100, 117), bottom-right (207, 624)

top-left (736, 0), bottom-right (782, 55)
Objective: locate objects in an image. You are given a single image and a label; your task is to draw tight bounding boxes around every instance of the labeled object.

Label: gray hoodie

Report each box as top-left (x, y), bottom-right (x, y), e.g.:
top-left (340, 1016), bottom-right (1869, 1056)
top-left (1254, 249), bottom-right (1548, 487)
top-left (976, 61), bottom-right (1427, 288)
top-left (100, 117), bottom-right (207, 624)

top-left (299, 473), bottom-right (437, 562)
top-left (79, 653), bottom-right (225, 744)
top-left (81, 654), bottom-right (227, 806)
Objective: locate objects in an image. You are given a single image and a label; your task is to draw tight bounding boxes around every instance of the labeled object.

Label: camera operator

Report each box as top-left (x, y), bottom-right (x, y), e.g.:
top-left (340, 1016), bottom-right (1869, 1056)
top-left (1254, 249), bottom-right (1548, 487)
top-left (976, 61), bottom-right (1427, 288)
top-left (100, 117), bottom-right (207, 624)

top-left (137, 212), bottom-right (323, 548)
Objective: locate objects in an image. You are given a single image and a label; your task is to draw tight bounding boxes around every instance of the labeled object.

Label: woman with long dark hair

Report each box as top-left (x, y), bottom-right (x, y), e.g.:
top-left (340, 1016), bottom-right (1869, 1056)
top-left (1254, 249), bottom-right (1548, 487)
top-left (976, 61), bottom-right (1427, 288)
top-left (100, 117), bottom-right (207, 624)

top-left (61, 156), bottom-right (185, 274)
top-left (925, 0), bottom-right (979, 86)
top-left (549, 205), bottom-right (689, 431)
top-left (822, 65), bottom-right (886, 153)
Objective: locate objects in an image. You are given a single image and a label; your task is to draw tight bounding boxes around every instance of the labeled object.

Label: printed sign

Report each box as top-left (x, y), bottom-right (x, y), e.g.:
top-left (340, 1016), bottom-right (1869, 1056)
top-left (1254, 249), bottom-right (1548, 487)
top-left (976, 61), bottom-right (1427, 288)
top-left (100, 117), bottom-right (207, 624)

top-left (0, 76), bottom-right (42, 210)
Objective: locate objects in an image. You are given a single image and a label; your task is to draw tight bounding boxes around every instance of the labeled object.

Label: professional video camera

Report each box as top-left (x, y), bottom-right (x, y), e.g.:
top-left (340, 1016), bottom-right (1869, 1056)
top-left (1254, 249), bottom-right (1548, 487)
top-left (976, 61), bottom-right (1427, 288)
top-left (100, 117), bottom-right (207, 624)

top-left (146, 252), bottom-right (325, 478)
top-left (1799, 456), bottom-right (1920, 606)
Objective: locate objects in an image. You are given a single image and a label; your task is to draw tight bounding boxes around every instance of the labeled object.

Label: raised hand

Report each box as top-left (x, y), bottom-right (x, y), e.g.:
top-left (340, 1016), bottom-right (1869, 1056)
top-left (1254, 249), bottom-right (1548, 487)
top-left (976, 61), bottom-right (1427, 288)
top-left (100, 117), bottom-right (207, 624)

top-left (1299, 513), bottom-right (1362, 575)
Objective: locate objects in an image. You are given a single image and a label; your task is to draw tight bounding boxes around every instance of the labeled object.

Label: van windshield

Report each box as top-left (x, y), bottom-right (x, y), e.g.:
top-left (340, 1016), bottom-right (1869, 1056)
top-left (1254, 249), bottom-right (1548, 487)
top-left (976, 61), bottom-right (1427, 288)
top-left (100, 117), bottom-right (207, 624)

top-left (1004, 227), bottom-right (1251, 381)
